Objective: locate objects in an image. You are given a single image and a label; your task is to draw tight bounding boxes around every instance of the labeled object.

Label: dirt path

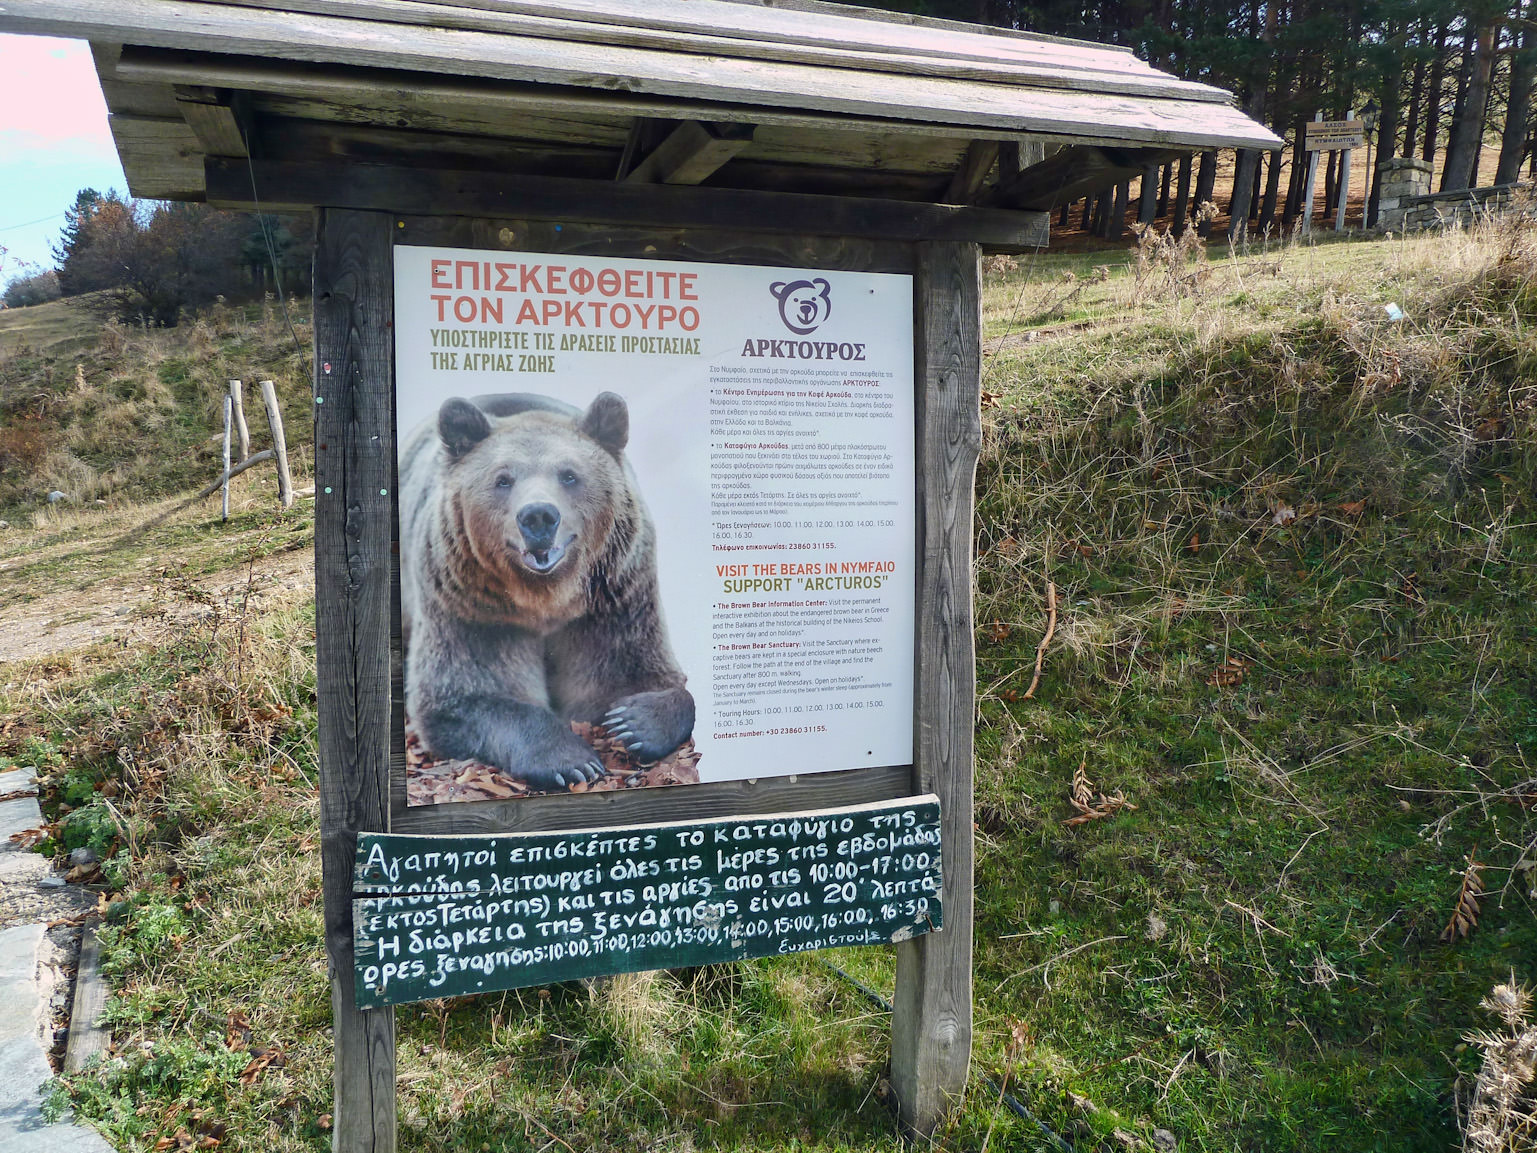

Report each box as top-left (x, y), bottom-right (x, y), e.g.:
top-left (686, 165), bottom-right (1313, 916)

top-left (0, 529), bottom-right (313, 665)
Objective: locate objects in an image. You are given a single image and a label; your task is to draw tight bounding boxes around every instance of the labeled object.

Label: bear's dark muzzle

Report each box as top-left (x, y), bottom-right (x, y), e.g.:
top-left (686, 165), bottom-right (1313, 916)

top-left (517, 502), bottom-right (562, 550)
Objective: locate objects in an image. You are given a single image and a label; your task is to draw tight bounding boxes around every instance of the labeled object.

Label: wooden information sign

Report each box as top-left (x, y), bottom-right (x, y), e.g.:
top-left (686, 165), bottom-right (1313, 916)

top-left (1303, 119), bottom-right (1365, 151)
top-left (353, 797), bottom-right (942, 1007)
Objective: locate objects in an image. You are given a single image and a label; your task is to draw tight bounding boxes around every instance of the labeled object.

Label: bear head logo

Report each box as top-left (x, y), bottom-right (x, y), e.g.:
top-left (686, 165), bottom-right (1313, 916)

top-left (769, 278), bottom-right (832, 336)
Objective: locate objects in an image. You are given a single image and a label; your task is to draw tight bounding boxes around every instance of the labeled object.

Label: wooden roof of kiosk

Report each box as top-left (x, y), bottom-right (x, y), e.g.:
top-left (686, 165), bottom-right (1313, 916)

top-left (3, 0), bottom-right (1280, 251)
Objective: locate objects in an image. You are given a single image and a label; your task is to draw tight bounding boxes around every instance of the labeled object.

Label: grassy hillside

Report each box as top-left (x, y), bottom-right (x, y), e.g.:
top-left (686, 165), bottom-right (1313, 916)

top-left (0, 221), bottom-right (1533, 1153)
top-left (0, 297), bottom-right (311, 515)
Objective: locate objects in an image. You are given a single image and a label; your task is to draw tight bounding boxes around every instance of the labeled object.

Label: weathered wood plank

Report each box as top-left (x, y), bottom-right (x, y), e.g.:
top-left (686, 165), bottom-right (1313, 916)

top-left (624, 120), bottom-right (754, 185)
top-left (352, 797), bottom-right (943, 1007)
top-left (890, 240), bottom-right (980, 1139)
top-left (392, 763), bottom-right (915, 836)
top-left (63, 924), bottom-right (111, 1074)
top-left (123, 0), bottom-right (1236, 103)
top-left (114, 49), bottom-right (1253, 154)
top-left (314, 207), bottom-right (397, 1153)
top-left (107, 114), bottom-right (204, 199)
top-left (206, 158), bottom-right (1052, 250)
top-left (2, 0), bottom-right (1282, 149)
top-left (397, 213), bottom-right (915, 273)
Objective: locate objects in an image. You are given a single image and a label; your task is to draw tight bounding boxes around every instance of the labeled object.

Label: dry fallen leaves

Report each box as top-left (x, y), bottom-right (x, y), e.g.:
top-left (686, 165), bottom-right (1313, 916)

top-left (1338, 499), bottom-right (1366, 517)
top-left (1440, 854), bottom-right (1485, 943)
top-left (1207, 656), bottom-right (1249, 688)
top-left (1063, 760), bottom-right (1137, 828)
top-left (224, 1009), bottom-right (252, 1052)
top-left (238, 1046), bottom-right (287, 1085)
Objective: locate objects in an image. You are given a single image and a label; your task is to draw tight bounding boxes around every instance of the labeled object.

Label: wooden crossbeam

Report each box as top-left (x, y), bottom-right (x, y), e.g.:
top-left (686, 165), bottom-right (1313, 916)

top-left (173, 84), bottom-right (250, 157)
top-left (994, 144), bottom-right (1183, 211)
top-left (942, 140), bottom-right (999, 205)
top-left (624, 120), bottom-right (755, 185)
top-left (205, 157), bottom-right (1053, 250)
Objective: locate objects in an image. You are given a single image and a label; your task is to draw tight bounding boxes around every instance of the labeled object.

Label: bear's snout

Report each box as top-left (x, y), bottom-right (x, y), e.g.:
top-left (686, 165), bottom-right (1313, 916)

top-left (517, 502), bottom-right (562, 549)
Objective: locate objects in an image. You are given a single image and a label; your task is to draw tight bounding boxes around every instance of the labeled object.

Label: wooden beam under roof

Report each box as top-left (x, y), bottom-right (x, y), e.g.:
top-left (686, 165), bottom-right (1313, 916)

top-left (204, 157), bottom-right (1052, 250)
top-left (624, 120), bottom-right (755, 185)
top-left (942, 141), bottom-right (999, 205)
top-left (174, 85), bottom-right (249, 157)
top-left (992, 144), bottom-right (1183, 211)
top-left (109, 48), bottom-right (1234, 153)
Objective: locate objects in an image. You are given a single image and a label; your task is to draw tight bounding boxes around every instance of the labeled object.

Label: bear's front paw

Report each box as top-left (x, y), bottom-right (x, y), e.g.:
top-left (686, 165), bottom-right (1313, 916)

top-left (520, 733), bottom-right (606, 792)
top-left (604, 689), bottom-right (695, 763)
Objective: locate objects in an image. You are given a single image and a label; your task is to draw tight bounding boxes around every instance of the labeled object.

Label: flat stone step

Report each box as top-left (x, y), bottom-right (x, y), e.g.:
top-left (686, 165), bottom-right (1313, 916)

top-left (0, 923), bottom-right (113, 1152)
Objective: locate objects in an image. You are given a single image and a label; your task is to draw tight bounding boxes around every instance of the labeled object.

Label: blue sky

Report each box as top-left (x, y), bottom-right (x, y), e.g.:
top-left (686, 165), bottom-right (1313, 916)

top-left (0, 33), bottom-right (128, 285)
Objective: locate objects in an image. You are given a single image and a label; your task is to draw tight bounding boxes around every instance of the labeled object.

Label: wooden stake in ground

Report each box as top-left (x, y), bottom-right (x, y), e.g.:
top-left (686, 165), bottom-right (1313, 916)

top-left (1023, 581), bottom-right (1057, 699)
top-left (260, 380), bottom-right (295, 509)
top-left (228, 379), bottom-right (250, 461)
top-left (221, 393), bottom-right (233, 523)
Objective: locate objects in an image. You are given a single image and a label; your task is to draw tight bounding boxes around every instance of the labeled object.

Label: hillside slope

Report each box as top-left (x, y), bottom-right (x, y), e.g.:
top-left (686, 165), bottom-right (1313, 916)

top-left (0, 224), bottom-right (1531, 1152)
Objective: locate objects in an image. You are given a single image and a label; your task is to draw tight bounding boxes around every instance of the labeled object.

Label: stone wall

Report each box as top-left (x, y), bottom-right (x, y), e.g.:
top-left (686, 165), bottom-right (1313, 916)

top-left (1376, 157), bottom-right (1532, 232)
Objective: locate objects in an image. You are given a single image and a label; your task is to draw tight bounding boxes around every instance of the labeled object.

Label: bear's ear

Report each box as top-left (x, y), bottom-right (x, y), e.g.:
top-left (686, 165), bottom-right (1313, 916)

top-left (438, 397), bottom-right (492, 459)
top-left (770, 281), bottom-right (791, 301)
top-left (581, 392), bottom-right (629, 456)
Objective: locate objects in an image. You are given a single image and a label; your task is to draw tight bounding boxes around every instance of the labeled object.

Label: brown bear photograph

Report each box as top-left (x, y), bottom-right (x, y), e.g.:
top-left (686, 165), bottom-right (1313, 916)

top-left (398, 391), bottom-right (700, 803)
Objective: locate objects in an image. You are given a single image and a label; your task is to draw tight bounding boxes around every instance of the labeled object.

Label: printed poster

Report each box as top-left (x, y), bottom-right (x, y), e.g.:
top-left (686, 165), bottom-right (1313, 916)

top-left (393, 246), bottom-right (915, 803)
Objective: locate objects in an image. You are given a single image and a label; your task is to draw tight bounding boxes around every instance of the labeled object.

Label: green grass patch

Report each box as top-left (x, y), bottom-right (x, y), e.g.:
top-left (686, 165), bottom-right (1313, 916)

top-left (5, 221), bottom-right (1535, 1151)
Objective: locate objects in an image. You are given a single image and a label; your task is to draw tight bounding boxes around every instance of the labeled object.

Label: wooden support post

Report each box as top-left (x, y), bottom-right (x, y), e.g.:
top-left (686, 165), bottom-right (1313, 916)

top-left (314, 208), bottom-right (397, 1153)
top-left (1109, 178), bottom-right (1130, 238)
top-left (891, 240), bottom-right (978, 1139)
top-left (1302, 112), bottom-right (1323, 234)
top-left (259, 379), bottom-right (295, 508)
top-left (1194, 149), bottom-right (1218, 237)
top-left (1138, 163), bottom-right (1159, 225)
top-left (1158, 161), bottom-right (1172, 218)
top-left (221, 394), bottom-right (232, 522)
top-left (1172, 153), bottom-right (1193, 234)
top-left (228, 379), bottom-right (250, 461)
top-left (1335, 110), bottom-right (1353, 231)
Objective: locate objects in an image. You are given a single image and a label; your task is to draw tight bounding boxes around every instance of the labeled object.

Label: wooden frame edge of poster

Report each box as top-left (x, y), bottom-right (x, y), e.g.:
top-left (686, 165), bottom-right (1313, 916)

top-left (314, 207), bottom-right (978, 1151)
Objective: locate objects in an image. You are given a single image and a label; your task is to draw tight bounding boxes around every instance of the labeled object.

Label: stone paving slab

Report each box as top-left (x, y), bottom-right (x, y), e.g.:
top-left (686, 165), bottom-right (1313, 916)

top-left (0, 923), bottom-right (113, 1152)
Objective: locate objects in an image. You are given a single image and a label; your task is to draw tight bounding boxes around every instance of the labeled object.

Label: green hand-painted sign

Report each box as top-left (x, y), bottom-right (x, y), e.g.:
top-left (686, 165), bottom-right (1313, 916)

top-left (353, 796), bottom-right (942, 1007)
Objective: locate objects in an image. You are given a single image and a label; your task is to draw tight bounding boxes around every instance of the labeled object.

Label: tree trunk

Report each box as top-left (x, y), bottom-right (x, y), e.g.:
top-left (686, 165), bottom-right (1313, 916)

top-left (1422, 22), bottom-right (1450, 162)
top-left (1402, 20), bottom-right (1430, 157)
top-left (1443, 18), bottom-right (1499, 191)
top-left (1496, 0), bottom-right (1536, 184)
top-left (1368, 24), bottom-right (1406, 228)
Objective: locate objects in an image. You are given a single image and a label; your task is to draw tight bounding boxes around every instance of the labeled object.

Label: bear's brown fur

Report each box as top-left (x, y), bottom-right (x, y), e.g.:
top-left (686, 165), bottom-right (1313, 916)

top-left (399, 392), bottom-right (694, 792)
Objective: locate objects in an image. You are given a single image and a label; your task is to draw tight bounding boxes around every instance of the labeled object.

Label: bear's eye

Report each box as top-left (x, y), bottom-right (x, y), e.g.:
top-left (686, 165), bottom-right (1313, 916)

top-left (494, 474), bottom-right (513, 489)
top-left (558, 469), bottom-right (579, 487)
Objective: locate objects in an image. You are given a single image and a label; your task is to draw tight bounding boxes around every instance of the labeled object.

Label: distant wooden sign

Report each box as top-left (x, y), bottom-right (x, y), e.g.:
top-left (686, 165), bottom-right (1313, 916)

top-left (353, 797), bottom-right (943, 1007)
top-left (1304, 120), bottom-right (1364, 151)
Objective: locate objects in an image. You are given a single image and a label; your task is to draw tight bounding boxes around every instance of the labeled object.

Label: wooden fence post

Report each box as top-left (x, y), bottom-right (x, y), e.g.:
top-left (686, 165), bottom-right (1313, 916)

top-left (260, 379), bottom-right (296, 509)
top-left (313, 208), bottom-right (397, 1153)
top-left (228, 380), bottom-right (250, 461)
top-left (891, 240), bottom-right (979, 1139)
top-left (221, 394), bottom-right (233, 523)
